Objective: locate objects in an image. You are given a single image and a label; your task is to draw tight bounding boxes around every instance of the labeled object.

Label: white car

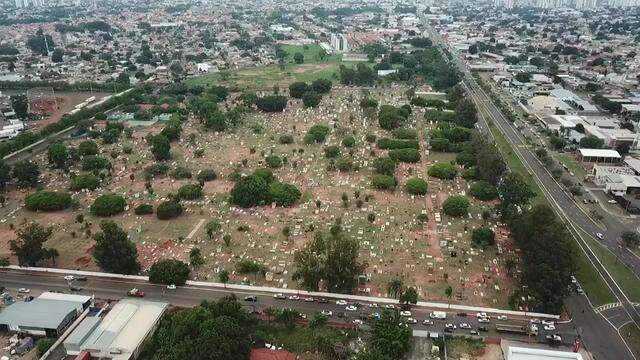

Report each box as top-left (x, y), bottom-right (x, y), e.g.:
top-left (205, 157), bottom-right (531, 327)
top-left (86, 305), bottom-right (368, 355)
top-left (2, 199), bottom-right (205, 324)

top-left (167, 284), bottom-right (176, 290)
top-left (384, 304), bottom-right (396, 309)
top-left (273, 293), bottom-right (286, 299)
top-left (541, 320), bottom-right (555, 326)
top-left (530, 319), bottom-right (541, 324)
top-left (368, 303), bottom-right (379, 308)
top-left (288, 295), bottom-right (300, 301)
top-left (607, 200), bottom-right (617, 204)
top-left (299, 313), bottom-right (307, 319)
top-left (476, 312), bottom-right (488, 318)
top-left (478, 317), bottom-right (490, 323)
top-left (422, 319), bottom-right (434, 326)
top-left (64, 275), bottom-right (75, 281)
top-left (304, 297), bottom-right (314, 302)
top-left (400, 310), bottom-right (412, 317)
top-left (353, 319), bottom-right (363, 325)
top-left (497, 315), bottom-right (508, 321)
top-left (596, 233), bottom-right (604, 240)
top-left (336, 300), bottom-right (348, 305)
top-left (445, 323), bottom-right (456, 330)
top-left (459, 323), bottom-right (471, 329)
top-left (321, 310), bottom-right (333, 316)
top-left (405, 317), bottom-right (418, 324)
top-left (18, 288), bottom-right (30, 293)
top-left (345, 305), bottom-right (358, 311)
top-left (544, 324), bottom-right (556, 331)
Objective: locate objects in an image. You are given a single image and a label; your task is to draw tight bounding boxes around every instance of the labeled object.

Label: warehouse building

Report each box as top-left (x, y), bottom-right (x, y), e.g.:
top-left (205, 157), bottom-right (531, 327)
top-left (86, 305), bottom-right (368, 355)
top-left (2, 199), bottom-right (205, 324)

top-left (506, 346), bottom-right (583, 360)
top-left (64, 298), bottom-right (168, 360)
top-left (0, 293), bottom-right (92, 337)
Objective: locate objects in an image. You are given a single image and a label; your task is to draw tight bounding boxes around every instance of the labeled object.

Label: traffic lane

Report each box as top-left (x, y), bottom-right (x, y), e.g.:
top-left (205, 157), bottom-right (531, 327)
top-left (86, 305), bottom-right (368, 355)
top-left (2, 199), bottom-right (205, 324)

top-left (1, 270), bottom-right (574, 336)
top-left (565, 295), bottom-right (636, 360)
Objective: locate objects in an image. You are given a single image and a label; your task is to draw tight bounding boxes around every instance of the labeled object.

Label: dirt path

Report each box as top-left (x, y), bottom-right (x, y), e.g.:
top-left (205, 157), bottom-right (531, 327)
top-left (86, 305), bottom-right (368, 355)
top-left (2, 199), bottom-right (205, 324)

top-left (418, 112), bottom-right (440, 257)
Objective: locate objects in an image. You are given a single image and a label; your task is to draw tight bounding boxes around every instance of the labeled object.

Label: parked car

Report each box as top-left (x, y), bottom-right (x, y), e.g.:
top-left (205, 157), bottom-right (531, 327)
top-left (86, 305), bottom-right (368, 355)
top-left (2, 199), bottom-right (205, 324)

top-left (478, 317), bottom-right (490, 323)
top-left (336, 300), bottom-right (348, 305)
top-left (345, 305), bottom-right (358, 311)
top-left (166, 284), bottom-right (176, 290)
top-left (497, 315), bottom-right (508, 321)
top-left (422, 319), bottom-right (434, 326)
top-left (64, 275), bottom-right (75, 281)
top-left (321, 310), bottom-right (333, 316)
top-left (459, 323), bottom-right (471, 329)
top-left (288, 295), bottom-right (300, 301)
top-left (127, 288), bottom-right (145, 297)
top-left (405, 317), bottom-right (418, 324)
top-left (274, 293), bottom-right (286, 299)
top-left (400, 311), bottom-right (412, 317)
top-left (544, 324), bottom-right (556, 331)
top-left (17, 288), bottom-right (30, 293)
top-left (244, 296), bottom-right (258, 302)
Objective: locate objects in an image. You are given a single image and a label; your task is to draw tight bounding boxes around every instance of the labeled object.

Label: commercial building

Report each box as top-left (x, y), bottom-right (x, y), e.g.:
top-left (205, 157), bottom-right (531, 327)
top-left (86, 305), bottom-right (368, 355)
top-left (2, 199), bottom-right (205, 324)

top-left (506, 346), bottom-right (583, 359)
top-left (0, 292), bottom-right (92, 337)
top-left (577, 148), bottom-right (622, 164)
top-left (64, 299), bottom-right (168, 360)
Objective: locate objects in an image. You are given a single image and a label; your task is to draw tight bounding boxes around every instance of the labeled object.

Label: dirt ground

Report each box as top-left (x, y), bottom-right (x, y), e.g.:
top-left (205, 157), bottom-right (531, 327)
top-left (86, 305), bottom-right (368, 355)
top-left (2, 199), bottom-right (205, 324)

top-left (29, 91), bottom-right (111, 129)
top-left (0, 85), bottom-right (518, 308)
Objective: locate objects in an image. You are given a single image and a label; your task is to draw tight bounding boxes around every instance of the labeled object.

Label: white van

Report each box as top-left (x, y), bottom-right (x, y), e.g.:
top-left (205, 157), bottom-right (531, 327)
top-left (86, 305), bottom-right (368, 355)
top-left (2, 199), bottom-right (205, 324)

top-left (429, 311), bottom-right (447, 320)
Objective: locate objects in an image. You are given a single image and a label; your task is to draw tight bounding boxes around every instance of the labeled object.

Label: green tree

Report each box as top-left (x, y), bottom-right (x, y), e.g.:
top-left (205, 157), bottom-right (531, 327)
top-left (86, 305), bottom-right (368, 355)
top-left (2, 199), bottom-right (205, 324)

top-left (36, 338), bottom-right (56, 357)
top-left (149, 259), bottom-right (190, 285)
top-left (387, 278), bottom-right (404, 299)
top-left (93, 221), bottom-right (140, 274)
top-left (269, 182), bottom-right (301, 207)
top-left (288, 82), bottom-right (309, 99)
top-left (405, 177), bottom-right (428, 195)
top-left (428, 162), bottom-right (457, 179)
top-left (47, 143), bottom-right (68, 168)
top-left (621, 231), bottom-right (640, 249)
top-left (442, 195), bottom-right (470, 217)
top-left (150, 134), bottom-right (171, 160)
top-left (10, 223), bottom-right (55, 266)
top-left (12, 160), bottom-right (40, 188)
top-left (78, 140), bottom-right (99, 156)
top-left (206, 219), bottom-right (221, 239)
top-left (470, 181), bottom-right (499, 200)
top-left (293, 52), bottom-right (304, 64)
top-left (302, 91), bottom-right (322, 108)
top-left (190, 247), bottom-right (205, 268)
top-left (218, 269), bottom-right (230, 287)
top-left (230, 175), bottom-right (270, 207)
top-left (91, 194), bottom-right (126, 216)
top-left (400, 286), bottom-right (418, 304)
top-left (472, 227), bottom-right (495, 248)
top-left (579, 135), bottom-right (604, 149)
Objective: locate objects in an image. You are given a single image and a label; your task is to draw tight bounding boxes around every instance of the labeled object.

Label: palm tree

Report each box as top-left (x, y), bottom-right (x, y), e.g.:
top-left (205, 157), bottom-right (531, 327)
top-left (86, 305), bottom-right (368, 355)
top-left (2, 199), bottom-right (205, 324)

top-left (387, 278), bottom-right (404, 299)
top-left (445, 286), bottom-right (453, 309)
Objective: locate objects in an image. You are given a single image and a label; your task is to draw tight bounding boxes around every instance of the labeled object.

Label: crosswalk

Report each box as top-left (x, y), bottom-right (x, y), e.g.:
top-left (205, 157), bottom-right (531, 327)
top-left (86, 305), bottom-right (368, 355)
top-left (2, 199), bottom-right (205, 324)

top-left (594, 302), bottom-right (622, 313)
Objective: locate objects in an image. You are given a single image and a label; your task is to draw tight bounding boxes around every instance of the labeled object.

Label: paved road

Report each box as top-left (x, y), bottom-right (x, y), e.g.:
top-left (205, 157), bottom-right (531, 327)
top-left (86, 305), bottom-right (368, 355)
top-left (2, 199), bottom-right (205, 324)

top-left (0, 270), bottom-right (575, 345)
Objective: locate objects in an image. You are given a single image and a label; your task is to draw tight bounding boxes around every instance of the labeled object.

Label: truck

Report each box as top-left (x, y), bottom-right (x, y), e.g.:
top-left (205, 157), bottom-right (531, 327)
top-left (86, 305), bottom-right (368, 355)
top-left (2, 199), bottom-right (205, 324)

top-left (495, 323), bottom-right (538, 336)
top-left (0, 129), bottom-right (18, 141)
top-left (127, 288), bottom-right (145, 297)
top-left (429, 311), bottom-right (447, 320)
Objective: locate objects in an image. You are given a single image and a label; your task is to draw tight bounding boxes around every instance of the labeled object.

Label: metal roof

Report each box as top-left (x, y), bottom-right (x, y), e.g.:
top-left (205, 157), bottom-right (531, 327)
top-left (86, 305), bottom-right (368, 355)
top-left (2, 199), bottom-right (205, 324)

top-left (578, 148), bottom-right (621, 158)
top-left (507, 346), bottom-right (583, 360)
top-left (38, 292), bottom-right (92, 305)
top-left (0, 299), bottom-right (78, 329)
top-left (76, 299), bottom-right (167, 360)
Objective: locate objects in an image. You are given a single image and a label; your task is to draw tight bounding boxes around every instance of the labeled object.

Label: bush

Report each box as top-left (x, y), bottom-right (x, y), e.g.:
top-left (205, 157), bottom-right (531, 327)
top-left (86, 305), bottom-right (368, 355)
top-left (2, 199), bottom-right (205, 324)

top-left (156, 200), bottom-right (183, 219)
top-left (336, 157), bottom-right (353, 172)
top-left (256, 95), bottom-right (288, 112)
top-left (134, 204), bottom-right (154, 215)
top-left (289, 82), bottom-right (309, 99)
top-left (196, 169), bottom-right (217, 182)
top-left (304, 124), bottom-right (330, 144)
top-left (144, 163), bottom-right (170, 178)
top-left (311, 79), bottom-right (332, 93)
top-left (149, 259), bottom-right (190, 285)
top-left (430, 137), bottom-right (451, 152)
top-left (365, 133), bottom-right (377, 143)
top-left (265, 155), bottom-right (283, 168)
top-left (472, 227), bottom-right (495, 248)
top-left (78, 140), bottom-right (99, 156)
top-left (442, 195), bottom-right (469, 217)
top-left (392, 128), bottom-right (417, 139)
top-left (177, 184), bottom-right (203, 200)
top-left (372, 174), bottom-right (397, 190)
top-left (170, 166), bottom-right (192, 179)
top-left (269, 182), bottom-right (301, 207)
top-left (69, 174), bottom-right (100, 191)
top-left (428, 162), bottom-right (457, 179)
top-left (230, 175), bottom-right (270, 207)
top-left (25, 191), bottom-right (72, 212)
top-left (324, 145), bottom-right (341, 158)
top-left (470, 181), bottom-right (498, 201)
top-left (82, 155), bottom-right (111, 171)
top-left (342, 136), bottom-right (356, 148)
top-left (373, 157), bottom-right (396, 176)
top-left (376, 138), bottom-right (419, 150)
top-left (302, 91), bottom-right (322, 108)
top-left (91, 194), bottom-right (126, 216)
top-left (253, 168), bottom-right (275, 184)
top-left (279, 134), bottom-right (294, 144)
top-left (360, 97), bottom-right (378, 108)
top-left (405, 177), bottom-right (428, 195)
top-left (389, 148), bottom-right (420, 163)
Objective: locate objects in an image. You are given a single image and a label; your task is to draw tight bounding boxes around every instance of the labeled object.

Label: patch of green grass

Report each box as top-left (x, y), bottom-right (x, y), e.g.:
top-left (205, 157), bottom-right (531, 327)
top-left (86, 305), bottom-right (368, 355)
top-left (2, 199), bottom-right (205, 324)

top-left (255, 323), bottom-right (354, 354)
top-left (446, 338), bottom-right (486, 359)
top-left (554, 152), bottom-right (587, 180)
top-left (280, 44), bottom-right (341, 63)
top-left (578, 228), bottom-right (640, 303)
top-left (620, 322), bottom-right (640, 358)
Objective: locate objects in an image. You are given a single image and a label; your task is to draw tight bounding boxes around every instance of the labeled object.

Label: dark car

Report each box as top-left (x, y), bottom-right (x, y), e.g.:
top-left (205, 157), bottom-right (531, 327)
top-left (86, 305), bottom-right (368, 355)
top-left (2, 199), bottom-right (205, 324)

top-left (337, 312), bottom-right (346, 318)
top-left (70, 286), bottom-right (83, 292)
top-left (478, 326), bottom-right (488, 332)
top-left (457, 312), bottom-right (467, 317)
top-left (444, 327), bottom-right (454, 333)
top-left (244, 296), bottom-right (258, 302)
top-left (75, 276), bottom-right (88, 282)
top-left (24, 296), bottom-right (34, 302)
top-left (316, 298), bottom-right (328, 303)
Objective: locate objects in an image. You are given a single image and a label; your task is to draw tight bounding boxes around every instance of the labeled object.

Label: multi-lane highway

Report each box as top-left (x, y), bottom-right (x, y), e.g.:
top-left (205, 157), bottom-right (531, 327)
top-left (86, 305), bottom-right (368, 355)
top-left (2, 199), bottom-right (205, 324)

top-left (0, 269), bottom-right (575, 345)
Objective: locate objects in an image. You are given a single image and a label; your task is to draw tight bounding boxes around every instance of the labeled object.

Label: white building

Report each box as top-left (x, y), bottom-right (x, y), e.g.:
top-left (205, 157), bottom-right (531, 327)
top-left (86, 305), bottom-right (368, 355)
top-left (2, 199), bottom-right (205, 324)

top-left (64, 299), bottom-right (168, 360)
top-left (506, 346), bottom-right (583, 360)
top-left (330, 34), bottom-right (349, 53)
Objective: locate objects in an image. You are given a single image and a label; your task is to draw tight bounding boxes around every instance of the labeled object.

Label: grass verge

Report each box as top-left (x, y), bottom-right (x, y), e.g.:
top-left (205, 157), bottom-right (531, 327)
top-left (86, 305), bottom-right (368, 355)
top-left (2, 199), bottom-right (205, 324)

top-left (620, 322), bottom-right (640, 358)
top-left (254, 323), bottom-right (354, 354)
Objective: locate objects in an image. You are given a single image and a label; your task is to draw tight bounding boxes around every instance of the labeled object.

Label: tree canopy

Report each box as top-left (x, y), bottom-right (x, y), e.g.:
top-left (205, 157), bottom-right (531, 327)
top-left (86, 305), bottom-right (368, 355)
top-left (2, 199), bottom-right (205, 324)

top-left (93, 221), bottom-right (140, 274)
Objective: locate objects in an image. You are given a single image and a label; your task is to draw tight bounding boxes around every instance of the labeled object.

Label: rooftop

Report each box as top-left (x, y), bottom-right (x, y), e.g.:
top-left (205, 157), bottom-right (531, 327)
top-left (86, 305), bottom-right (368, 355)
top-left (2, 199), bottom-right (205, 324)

top-left (0, 298), bottom-right (79, 330)
top-left (507, 346), bottom-right (583, 360)
top-left (578, 149), bottom-right (621, 158)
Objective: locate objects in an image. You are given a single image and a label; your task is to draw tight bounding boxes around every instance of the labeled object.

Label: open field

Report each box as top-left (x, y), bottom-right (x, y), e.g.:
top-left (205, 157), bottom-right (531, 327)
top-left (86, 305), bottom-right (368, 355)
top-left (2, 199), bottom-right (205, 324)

top-left (186, 44), bottom-right (361, 90)
top-left (0, 85), bottom-right (518, 308)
